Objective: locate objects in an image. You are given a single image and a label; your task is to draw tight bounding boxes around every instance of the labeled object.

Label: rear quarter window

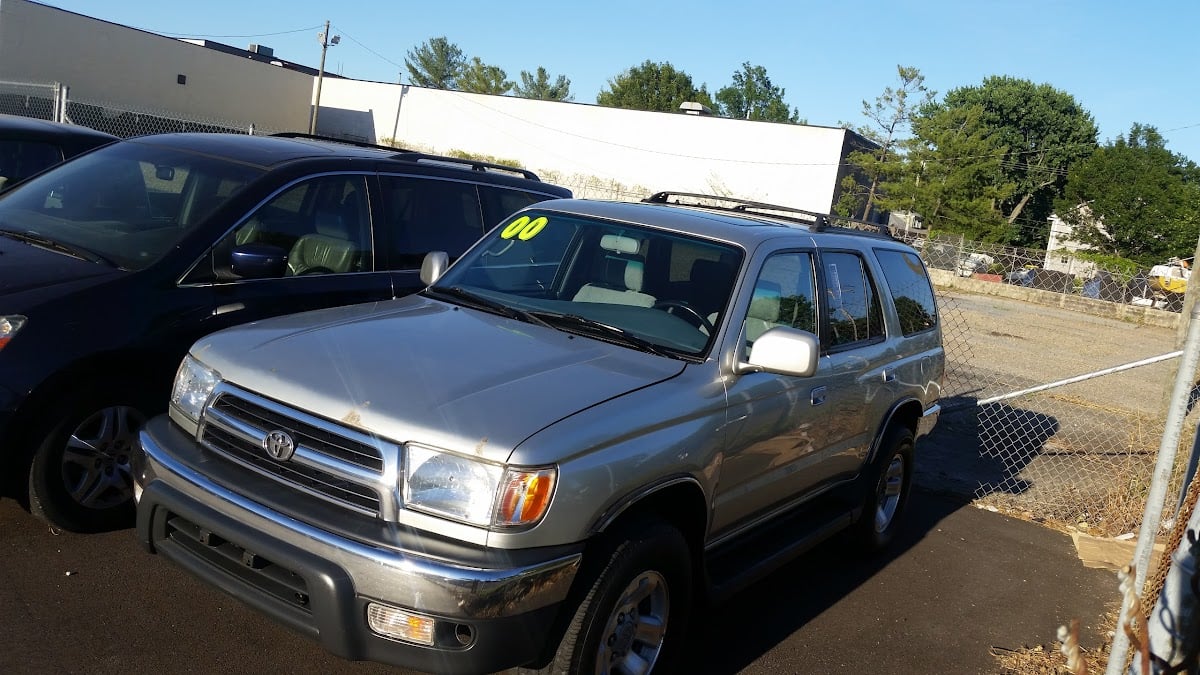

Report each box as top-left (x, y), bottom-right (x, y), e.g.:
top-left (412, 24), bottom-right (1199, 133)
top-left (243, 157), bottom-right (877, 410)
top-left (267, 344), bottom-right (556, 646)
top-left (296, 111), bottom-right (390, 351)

top-left (874, 248), bottom-right (938, 335)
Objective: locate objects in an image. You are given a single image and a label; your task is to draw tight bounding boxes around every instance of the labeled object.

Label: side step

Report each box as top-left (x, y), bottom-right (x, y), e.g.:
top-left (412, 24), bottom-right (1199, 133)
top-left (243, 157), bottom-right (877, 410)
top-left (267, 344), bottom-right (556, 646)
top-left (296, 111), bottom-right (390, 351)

top-left (704, 499), bottom-right (861, 605)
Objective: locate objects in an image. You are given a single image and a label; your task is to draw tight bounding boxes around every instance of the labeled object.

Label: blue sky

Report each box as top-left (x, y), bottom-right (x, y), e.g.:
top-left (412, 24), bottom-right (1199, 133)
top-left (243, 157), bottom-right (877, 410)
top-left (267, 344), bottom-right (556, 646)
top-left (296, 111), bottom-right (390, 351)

top-left (40, 0), bottom-right (1200, 162)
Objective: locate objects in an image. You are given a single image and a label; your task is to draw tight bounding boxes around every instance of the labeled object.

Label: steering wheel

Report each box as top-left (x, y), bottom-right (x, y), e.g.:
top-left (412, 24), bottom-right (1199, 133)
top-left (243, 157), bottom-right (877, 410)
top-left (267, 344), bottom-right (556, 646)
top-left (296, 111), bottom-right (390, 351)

top-left (653, 300), bottom-right (714, 334)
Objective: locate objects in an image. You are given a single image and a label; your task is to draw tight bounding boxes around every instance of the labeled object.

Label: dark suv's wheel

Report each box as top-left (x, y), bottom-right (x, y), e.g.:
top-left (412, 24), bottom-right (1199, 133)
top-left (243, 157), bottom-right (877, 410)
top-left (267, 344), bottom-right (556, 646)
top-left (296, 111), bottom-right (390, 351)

top-left (533, 519), bottom-right (692, 674)
top-left (27, 383), bottom-right (151, 532)
top-left (853, 425), bottom-right (914, 553)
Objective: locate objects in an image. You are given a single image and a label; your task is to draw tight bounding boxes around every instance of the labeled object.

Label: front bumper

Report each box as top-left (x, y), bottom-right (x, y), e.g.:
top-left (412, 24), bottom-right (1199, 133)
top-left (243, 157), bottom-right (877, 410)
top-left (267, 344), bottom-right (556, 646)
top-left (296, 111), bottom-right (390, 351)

top-left (134, 415), bottom-right (581, 673)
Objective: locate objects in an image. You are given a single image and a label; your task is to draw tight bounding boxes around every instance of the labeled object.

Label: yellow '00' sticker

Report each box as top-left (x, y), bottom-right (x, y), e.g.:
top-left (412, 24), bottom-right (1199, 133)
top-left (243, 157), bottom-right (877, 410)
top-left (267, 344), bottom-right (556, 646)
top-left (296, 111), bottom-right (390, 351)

top-left (500, 216), bottom-right (548, 240)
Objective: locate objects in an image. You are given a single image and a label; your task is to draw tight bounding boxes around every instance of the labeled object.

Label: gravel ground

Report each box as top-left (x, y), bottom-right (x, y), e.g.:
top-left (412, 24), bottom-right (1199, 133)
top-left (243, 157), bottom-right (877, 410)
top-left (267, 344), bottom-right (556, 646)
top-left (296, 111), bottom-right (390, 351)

top-left (917, 290), bottom-right (1189, 534)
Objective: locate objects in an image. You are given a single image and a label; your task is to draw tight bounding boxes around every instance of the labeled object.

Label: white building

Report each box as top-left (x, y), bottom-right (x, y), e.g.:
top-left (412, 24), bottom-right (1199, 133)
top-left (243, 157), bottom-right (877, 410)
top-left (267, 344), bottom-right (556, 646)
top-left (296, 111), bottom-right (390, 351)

top-left (1043, 213), bottom-right (1097, 278)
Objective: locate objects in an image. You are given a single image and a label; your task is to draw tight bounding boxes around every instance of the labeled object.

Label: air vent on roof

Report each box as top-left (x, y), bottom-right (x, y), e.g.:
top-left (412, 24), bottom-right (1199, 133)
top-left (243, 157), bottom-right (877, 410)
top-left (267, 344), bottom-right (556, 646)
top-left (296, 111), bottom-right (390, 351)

top-left (248, 44), bottom-right (274, 58)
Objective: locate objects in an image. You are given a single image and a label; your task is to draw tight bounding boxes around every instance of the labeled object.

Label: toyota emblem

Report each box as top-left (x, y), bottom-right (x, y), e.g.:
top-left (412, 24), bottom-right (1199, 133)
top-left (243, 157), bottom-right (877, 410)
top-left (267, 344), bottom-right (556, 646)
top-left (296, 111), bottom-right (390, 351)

top-left (263, 429), bottom-right (296, 461)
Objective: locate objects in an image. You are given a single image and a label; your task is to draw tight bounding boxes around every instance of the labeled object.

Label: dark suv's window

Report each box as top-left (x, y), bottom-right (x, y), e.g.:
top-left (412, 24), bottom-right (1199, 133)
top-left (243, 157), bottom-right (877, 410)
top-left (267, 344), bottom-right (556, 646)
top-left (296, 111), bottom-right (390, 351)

top-left (874, 249), bottom-right (938, 335)
top-left (212, 174), bottom-right (372, 280)
top-left (379, 175), bottom-right (485, 268)
top-left (0, 139), bottom-right (62, 188)
top-left (821, 251), bottom-right (884, 348)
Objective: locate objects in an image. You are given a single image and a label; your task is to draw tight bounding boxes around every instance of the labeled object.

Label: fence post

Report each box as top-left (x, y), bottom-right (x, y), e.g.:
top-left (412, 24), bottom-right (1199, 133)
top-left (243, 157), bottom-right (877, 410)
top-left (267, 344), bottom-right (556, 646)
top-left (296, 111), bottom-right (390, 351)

top-left (1106, 301), bottom-right (1200, 675)
top-left (1142, 496), bottom-right (1199, 672)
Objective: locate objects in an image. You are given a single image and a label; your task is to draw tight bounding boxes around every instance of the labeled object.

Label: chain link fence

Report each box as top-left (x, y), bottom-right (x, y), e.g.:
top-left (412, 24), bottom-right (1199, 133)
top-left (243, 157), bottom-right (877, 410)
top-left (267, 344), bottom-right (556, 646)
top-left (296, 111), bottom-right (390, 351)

top-left (909, 231), bottom-right (1190, 313)
top-left (0, 79), bottom-right (293, 138)
top-left (0, 79), bottom-right (63, 121)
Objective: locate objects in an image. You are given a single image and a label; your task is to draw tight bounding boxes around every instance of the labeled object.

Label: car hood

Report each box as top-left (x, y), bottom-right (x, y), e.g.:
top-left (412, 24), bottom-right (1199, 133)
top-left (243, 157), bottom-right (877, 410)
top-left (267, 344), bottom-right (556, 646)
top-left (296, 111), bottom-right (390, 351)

top-left (0, 235), bottom-right (121, 296)
top-left (193, 295), bottom-right (686, 463)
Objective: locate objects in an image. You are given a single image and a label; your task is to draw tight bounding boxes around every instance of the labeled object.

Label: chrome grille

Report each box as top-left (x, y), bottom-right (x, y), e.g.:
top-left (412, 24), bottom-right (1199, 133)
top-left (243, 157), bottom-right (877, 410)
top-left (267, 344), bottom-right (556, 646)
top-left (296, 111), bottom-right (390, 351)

top-left (198, 388), bottom-right (392, 517)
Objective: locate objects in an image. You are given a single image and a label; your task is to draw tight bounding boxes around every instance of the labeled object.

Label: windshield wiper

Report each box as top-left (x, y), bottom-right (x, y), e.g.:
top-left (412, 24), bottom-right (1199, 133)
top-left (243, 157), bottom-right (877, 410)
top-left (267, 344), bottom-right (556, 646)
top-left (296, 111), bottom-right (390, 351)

top-left (0, 229), bottom-right (115, 266)
top-left (528, 311), bottom-right (672, 357)
top-left (426, 286), bottom-right (552, 328)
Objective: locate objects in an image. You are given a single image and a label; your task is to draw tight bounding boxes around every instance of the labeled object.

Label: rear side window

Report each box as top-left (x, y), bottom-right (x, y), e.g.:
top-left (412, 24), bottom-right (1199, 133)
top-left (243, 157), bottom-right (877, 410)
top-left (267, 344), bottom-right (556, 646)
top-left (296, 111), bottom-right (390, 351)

top-left (479, 185), bottom-right (551, 231)
top-left (874, 249), bottom-right (938, 335)
top-left (821, 251), bottom-right (885, 348)
top-left (379, 175), bottom-right (485, 268)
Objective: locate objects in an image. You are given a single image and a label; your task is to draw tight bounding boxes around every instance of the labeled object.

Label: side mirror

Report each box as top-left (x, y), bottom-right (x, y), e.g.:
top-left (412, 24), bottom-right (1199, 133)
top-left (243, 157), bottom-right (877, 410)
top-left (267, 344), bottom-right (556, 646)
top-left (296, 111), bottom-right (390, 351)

top-left (740, 326), bottom-right (819, 377)
top-left (231, 243), bottom-right (288, 279)
top-left (420, 250), bottom-right (449, 285)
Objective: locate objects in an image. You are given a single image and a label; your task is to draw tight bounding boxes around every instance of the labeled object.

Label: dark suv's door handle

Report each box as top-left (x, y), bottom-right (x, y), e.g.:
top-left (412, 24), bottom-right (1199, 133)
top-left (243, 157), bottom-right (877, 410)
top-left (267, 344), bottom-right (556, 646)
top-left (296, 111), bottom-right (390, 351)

top-left (811, 386), bottom-right (827, 406)
top-left (882, 369), bottom-right (896, 383)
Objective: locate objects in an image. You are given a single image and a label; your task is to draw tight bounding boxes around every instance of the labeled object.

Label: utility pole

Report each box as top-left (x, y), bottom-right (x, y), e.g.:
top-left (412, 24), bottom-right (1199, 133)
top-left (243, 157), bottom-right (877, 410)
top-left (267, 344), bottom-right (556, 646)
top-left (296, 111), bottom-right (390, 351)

top-left (309, 20), bottom-right (339, 135)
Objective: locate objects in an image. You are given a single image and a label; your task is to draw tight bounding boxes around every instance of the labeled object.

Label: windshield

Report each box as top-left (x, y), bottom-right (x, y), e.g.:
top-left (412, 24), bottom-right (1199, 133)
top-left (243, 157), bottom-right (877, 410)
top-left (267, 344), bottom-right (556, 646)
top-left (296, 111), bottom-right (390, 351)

top-left (0, 140), bottom-right (263, 270)
top-left (432, 209), bottom-right (743, 358)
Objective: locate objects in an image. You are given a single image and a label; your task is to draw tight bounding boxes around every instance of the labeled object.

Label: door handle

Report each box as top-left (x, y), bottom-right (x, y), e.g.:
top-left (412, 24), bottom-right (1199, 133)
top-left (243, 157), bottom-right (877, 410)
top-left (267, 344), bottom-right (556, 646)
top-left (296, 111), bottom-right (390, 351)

top-left (882, 369), bottom-right (896, 383)
top-left (213, 303), bottom-right (245, 316)
top-left (810, 386), bottom-right (827, 406)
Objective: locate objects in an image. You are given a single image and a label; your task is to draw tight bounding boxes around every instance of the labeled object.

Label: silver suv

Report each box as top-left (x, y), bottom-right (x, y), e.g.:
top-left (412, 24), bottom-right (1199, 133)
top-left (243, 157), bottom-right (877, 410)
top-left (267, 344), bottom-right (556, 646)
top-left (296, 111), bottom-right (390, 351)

top-left (134, 192), bottom-right (943, 674)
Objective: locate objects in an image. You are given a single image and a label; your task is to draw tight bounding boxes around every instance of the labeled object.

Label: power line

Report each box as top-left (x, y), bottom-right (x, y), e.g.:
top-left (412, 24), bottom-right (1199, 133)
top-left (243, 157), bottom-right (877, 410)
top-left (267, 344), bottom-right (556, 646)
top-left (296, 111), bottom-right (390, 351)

top-left (129, 23), bottom-right (322, 40)
top-left (332, 25), bottom-right (405, 72)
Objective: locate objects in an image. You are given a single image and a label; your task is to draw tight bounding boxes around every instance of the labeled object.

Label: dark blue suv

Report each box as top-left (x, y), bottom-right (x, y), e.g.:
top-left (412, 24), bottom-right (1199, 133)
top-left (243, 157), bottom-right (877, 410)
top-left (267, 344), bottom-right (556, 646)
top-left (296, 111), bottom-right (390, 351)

top-left (0, 132), bottom-right (569, 531)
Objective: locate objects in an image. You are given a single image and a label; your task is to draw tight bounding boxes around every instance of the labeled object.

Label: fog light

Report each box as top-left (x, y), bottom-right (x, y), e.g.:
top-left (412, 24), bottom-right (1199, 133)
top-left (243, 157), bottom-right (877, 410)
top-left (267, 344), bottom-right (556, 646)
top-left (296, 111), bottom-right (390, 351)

top-left (366, 603), bottom-right (436, 646)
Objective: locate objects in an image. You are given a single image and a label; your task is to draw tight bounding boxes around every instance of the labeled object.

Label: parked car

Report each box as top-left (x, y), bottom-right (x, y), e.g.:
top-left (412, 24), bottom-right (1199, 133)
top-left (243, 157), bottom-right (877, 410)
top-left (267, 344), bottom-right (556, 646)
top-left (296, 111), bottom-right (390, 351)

top-left (0, 131), bottom-right (570, 531)
top-left (134, 192), bottom-right (944, 674)
top-left (0, 114), bottom-right (117, 192)
top-left (1007, 265), bottom-right (1038, 286)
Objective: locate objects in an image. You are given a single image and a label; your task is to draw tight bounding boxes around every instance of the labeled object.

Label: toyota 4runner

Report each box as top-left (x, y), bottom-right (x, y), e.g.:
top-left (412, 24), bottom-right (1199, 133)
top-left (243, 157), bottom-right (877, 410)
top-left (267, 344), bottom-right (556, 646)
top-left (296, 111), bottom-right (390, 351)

top-left (134, 192), bottom-right (943, 674)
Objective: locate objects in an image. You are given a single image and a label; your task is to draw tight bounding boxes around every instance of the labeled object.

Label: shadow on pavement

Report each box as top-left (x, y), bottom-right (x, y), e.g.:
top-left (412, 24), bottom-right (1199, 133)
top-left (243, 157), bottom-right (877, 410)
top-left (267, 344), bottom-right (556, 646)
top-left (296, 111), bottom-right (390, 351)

top-left (679, 487), bottom-right (968, 674)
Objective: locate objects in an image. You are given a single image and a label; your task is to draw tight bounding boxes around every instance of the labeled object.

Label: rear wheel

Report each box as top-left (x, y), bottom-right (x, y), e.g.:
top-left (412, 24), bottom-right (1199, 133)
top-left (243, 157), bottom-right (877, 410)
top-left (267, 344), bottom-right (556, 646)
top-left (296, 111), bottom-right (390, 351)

top-left (532, 519), bottom-right (692, 674)
top-left (852, 426), bottom-right (914, 553)
top-left (27, 383), bottom-right (152, 532)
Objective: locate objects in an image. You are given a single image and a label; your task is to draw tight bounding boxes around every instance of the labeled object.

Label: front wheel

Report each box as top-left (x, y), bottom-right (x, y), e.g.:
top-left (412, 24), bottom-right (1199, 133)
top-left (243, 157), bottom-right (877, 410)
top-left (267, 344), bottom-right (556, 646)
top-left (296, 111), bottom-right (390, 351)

top-left (535, 520), bottom-right (692, 675)
top-left (852, 426), bottom-right (914, 553)
top-left (27, 384), bottom-right (151, 532)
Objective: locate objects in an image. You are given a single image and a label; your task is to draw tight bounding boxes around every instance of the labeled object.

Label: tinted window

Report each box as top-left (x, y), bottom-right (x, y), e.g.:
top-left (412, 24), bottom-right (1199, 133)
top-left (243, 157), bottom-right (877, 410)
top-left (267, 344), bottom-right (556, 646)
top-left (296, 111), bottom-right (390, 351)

top-left (0, 139), bottom-right (62, 188)
top-left (379, 175), bottom-right (484, 268)
top-left (479, 185), bottom-right (550, 231)
top-left (215, 174), bottom-right (371, 279)
top-left (821, 251), bottom-right (884, 348)
top-left (874, 249), bottom-right (938, 335)
top-left (0, 142), bottom-right (262, 270)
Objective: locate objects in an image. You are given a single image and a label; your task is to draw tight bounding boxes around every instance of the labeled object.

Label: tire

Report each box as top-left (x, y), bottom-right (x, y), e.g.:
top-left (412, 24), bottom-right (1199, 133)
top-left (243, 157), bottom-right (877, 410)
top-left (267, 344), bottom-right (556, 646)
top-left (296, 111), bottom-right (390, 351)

top-left (27, 383), bottom-right (152, 532)
top-left (532, 520), bottom-right (692, 675)
top-left (852, 426), bottom-right (914, 553)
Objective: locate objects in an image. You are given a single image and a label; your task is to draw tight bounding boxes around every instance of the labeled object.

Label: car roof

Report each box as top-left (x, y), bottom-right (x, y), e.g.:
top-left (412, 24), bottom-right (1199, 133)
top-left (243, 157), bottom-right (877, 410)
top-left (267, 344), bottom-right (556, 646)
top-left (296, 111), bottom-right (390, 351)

top-left (532, 196), bottom-right (906, 251)
top-left (122, 132), bottom-right (568, 193)
top-left (0, 114), bottom-right (118, 142)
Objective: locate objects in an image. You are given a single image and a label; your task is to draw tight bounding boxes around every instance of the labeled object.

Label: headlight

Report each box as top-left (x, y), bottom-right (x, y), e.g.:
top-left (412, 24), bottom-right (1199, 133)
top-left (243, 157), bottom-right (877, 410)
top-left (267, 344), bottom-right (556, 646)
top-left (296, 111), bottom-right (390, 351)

top-left (404, 444), bottom-right (556, 528)
top-left (0, 315), bottom-right (26, 352)
top-left (170, 355), bottom-right (220, 426)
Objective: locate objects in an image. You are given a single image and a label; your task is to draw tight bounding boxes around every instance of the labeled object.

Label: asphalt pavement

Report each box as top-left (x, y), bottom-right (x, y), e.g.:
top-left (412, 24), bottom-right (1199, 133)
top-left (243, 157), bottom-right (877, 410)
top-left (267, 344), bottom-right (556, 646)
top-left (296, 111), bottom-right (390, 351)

top-left (0, 482), bottom-right (1115, 675)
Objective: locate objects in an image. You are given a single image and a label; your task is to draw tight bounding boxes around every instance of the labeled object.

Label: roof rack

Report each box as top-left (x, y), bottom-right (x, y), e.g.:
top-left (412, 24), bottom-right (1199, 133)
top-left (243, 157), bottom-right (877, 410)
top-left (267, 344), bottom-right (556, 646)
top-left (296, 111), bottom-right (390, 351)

top-left (396, 153), bottom-right (542, 181)
top-left (270, 132), bottom-right (542, 181)
top-left (643, 191), bottom-right (893, 238)
top-left (270, 132), bottom-right (413, 154)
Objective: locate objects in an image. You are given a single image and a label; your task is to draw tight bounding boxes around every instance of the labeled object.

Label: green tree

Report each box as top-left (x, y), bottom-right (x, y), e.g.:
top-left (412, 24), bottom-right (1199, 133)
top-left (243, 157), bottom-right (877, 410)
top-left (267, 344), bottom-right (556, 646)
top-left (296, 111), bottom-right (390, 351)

top-left (458, 57), bottom-right (512, 95)
top-left (838, 65), bottom-right (935, 220)
top-left (597, 61), bottom-right (714, 113)
top-left (935, 76), bottom-right (1098, 245)
top-left (513, 67), bottom-right (573, 101)
top-left (404, 36), bottom-right (466, 90)
top-left (714, 63), bottom-right (799, 123)
top-left (1056, 124), bottom-right (1200, 266)
top-left (886, 104), bottom-right (1015, 241)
